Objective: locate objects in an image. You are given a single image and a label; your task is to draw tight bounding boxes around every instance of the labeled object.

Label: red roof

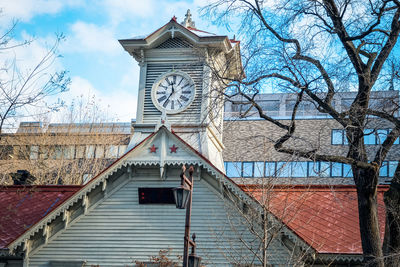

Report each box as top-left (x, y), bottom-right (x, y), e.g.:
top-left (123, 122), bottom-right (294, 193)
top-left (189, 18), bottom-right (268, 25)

top-left (0, 185), bottom-right (81, 249)
top-left (241, 184), bottom-right (387, 255)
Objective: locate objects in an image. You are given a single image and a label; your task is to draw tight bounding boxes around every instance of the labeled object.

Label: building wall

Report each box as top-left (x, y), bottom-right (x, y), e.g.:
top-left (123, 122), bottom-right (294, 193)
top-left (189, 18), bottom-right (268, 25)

top-left (223, 118), bottom-right (400, 184)
top-left (27, 167), bottom-right (295, 267)
top-left (0, 131), bottom-right (130, 184)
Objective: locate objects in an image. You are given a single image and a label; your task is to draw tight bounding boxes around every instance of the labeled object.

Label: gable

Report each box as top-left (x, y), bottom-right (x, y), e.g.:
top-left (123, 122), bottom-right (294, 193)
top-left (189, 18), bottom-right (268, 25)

top-left (27, 172), bottom-right (295, 266)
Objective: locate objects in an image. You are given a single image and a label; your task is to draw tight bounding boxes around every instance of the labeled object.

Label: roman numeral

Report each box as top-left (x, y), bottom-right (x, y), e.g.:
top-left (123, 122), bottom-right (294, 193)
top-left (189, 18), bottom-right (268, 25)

top-left (170, 100), bottom-right (174, 110)
top-left (181, 83), bottom-right (190, 89)
top-left (180, 95), bottom-right (189, 102)
top-left (159, 85), bottom-right (167, 89)
top-left (163, 99), bottom-right (170, 108)
top-left (177, 77), bottom-right (184, 86)
top-left (182, 91), bottom-right (191, 94)
top-left (177, 100), bottom-right (183, 107)
top-left (158, 95), bottom-right (167, 102)
top-left (173, 75), bottom-right (176, 84)
top-left (156, 91), bottom-right (166, 94)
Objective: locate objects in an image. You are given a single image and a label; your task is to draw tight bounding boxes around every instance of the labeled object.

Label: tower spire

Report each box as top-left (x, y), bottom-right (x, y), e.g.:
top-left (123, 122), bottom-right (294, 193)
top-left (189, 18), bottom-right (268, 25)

top-left (181, 9), bottom-right (195, 28)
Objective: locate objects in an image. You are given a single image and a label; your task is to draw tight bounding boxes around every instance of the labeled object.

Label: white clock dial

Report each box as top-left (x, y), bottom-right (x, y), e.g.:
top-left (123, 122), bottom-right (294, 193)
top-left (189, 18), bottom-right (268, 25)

top-left (151, 71), bottom-right (196, 114)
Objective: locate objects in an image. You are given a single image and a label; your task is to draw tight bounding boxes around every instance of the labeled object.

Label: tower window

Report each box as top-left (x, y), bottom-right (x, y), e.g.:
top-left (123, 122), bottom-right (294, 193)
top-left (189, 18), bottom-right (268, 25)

top-left (138, 188), bottom-right (175, 204)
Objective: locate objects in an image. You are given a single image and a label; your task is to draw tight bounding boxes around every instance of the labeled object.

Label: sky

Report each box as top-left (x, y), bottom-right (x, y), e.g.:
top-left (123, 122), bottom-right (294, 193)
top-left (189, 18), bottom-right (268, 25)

top-left (0, 0), bottom-right (232, 123)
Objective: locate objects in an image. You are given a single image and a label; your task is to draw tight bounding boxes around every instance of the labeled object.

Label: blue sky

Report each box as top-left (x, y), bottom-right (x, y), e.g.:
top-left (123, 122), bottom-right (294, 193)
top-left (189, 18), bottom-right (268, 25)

top-left (0, 0), bottom-right (232, 123)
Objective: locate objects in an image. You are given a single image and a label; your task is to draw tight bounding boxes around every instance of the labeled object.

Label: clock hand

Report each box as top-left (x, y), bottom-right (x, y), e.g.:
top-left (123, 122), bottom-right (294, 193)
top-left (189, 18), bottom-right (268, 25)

top-left (163, 85), bottom-right (174, 107)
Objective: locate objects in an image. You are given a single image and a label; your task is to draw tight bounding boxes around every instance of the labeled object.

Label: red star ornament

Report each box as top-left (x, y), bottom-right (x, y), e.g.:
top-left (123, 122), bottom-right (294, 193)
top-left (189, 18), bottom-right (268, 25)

top-left (149, 144), bottom-right (158, 153)
top-left (169, 144), bottom-right (178, 153)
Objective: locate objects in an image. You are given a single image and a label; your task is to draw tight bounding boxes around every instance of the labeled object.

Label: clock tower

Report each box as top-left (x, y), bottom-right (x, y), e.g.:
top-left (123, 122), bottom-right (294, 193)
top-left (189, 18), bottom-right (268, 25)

top-left (119, 10), bottom-right (242, 170)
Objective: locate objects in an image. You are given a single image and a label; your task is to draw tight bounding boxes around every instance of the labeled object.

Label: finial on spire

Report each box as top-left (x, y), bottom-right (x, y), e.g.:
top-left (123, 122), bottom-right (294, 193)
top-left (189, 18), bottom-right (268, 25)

top-left (181, 9), bottom-right (195, 28)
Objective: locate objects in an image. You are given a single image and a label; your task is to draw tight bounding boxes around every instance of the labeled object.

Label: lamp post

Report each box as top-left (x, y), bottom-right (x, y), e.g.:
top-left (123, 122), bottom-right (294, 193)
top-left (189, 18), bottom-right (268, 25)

top-left (172, 165), bottom-right (201, 267)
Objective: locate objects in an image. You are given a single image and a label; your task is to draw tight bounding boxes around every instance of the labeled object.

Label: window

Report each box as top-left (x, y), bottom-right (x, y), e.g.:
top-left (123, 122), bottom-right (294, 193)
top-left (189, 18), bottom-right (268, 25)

top-left (378, 161), bottom-right (398, 177)
top-left (40, 146), bottom-right (49, 159)
top-left (0, 145), bottom-right (13, 160)
top-left (95, 146), bottom-right (104, 158)
top-left (105, 145), bottom-right (119, 158)
top-left (138, 188), bottom-right (175, 204)
top-left (276, 161), bottom-right (291, 177)
top-left (334, 128), bottom-right (399, 145)
top-left (86, 145), bottom-right (95, 159)
top-left (389, 161), bottom-right (398, 177)
top-left (332, 129), bottom-right (344, 145)
top-left (320, 162), bottom-right (331, 177)
top-left (292, 162), bottom-right (307, 177)
top-left (254, 162), bottom-right (264, 177)
top-left (380, 161), bottom-right (388, 177)
top-left (394, 136), bottom-right (400, 145)
top-left (50, 146), bottom-right (63, 160)
top-left (242, 162), bottom-right (254, 177)
top-left (331, 162), bottom-right (343, 177)
top-left (63, 145), bottom-right (75, 159)
top-left (343, 164), bottom-right (353, 177)
top-left (225, 162), bottom-right (242, 177)
top-left (75, 146), bottom-right (85, 159)
top-left (364, 129), bottom-right (376, 145)
top-left (307, 162), bottom-right (319, 177)
top-left (224, 161), bottom-right (358, 178)
top-left (265, 162), bottom-right (276, 177)
top-left (15, 145), bottom-right (29, 160)
top-left (331, 129), bottom-right (348, 145)
top-left (30, 145), bottom-right (39, 160)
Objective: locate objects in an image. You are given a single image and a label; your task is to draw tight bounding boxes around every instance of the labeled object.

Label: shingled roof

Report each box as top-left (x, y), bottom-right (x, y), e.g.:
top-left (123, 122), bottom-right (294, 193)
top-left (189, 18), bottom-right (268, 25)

top-left (242, 184), bottom-right (388, 255)
top-left (0, 185), bottom-right (81, 249)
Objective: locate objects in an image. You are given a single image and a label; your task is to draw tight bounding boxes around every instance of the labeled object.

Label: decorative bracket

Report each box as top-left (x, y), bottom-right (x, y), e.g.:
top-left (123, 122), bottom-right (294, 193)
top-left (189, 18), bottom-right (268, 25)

top-left (62, 210), bottom-right (70, 228)
top-left (43, 225), bottom-right (50, 244)
top-left (82, 195), bottom-right (89, 214)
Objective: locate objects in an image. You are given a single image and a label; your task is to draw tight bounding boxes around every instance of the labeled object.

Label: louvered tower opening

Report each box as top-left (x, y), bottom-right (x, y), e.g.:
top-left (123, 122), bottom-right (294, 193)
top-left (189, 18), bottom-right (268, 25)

top-left (155, 38), bottom-right (193, 49)
top-left (143, 63), bottom-right (204, 124)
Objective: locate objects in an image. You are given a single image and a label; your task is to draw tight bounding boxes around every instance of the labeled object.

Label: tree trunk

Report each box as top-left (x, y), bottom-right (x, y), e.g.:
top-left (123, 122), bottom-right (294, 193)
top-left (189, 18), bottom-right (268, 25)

top-left (355, 168), bottom-right (384, 267)
top-left (383, 164), bottom-right (400, 267)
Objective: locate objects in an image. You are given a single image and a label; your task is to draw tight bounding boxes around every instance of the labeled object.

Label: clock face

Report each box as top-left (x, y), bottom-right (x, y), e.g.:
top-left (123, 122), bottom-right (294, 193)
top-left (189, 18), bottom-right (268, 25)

top-left (151, 71), bottom-right (196, 114)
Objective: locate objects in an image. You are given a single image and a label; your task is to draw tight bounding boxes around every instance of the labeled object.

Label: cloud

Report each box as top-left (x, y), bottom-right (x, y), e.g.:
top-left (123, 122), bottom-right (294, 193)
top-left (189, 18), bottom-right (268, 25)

top-left (63, 21), bottom-right (120, 54)
top-left (0, 0), bottom-right (81, 24)
top-left (102, 0), bottom-right (156, 25)
top-left (58, 76), bottom-right (137, 122)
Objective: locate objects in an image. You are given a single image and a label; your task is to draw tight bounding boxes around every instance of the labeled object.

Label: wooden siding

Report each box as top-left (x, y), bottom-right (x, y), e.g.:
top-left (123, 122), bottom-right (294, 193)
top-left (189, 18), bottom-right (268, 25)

top-left (143, 63), bottom-right (204, 124)
top-left (28, 170), bottom-right (294, 267)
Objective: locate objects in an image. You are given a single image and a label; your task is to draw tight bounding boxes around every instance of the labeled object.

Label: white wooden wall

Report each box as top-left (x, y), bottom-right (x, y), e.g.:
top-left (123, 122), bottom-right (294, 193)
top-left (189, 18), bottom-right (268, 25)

top-left (28, 170), bottom-right (294, 266)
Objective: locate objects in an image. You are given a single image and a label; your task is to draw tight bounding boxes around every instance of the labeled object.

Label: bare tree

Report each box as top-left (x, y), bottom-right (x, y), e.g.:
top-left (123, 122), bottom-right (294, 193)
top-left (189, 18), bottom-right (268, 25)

top-left (216, 176), bottom-right (315, 267)
top-left (202, 1), bottom-right (400, 266)
top-left (0, 18), bottom-right (70, 133)
top-left (0, 95), bottom-right (130, 185)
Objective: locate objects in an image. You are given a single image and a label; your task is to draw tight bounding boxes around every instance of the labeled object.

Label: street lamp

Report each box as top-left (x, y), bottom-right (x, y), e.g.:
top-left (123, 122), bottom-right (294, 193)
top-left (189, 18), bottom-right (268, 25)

top-left (172, 165), bottom-right (202, 267)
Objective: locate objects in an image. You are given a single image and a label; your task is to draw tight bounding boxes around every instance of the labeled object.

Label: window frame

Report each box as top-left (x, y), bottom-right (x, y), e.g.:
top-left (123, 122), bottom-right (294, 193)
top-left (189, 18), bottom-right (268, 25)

top-left (242, 161), bottom-right (254, 178)
top-left (331, 129), bottom-right (345, 145)
top-left (225, 161), bottom-right (242, 178)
